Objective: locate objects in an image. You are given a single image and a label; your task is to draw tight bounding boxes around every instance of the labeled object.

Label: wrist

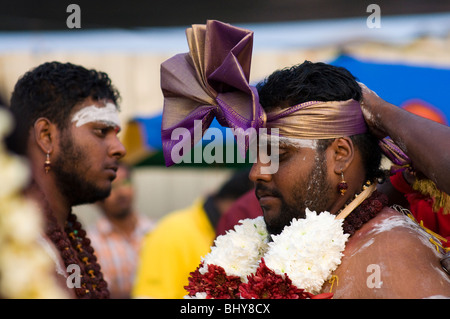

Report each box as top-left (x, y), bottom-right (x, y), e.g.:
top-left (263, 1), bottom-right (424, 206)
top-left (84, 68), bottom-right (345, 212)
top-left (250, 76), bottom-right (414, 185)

top-left (366, 98), bottom-right (398, 133)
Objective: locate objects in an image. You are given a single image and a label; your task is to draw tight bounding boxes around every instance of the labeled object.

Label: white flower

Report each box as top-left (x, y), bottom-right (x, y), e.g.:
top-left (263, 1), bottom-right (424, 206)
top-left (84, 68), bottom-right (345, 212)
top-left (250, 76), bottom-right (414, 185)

top-left (184, 292), bottom-right (207, 299)
top-left (200, 216), bottom-right (269, 280)
top-left (0, 109), bottom-right (68, 298)
top-left (264, 209), bottom-right (349, 294)
top-left (0, 108), bottom-right (13, 140)
top-left (190, 209), bottom-right (350, 298)
top-left (0, 198), bottom-right (43, 244)
top-left (0, 153), bottom-right (30, 199)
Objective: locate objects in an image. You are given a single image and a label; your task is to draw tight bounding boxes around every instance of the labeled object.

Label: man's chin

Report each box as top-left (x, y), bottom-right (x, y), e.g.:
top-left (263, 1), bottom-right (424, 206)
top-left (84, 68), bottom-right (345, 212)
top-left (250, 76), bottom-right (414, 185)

top-left (262, 211), bottom-right (285, 236)
top-left (264, 222), bottom-right (285, 237)
top-left (72, 187), bottom-right (111, 206)
top-left (262, 205), bottom-right (307, 236)
top-left (96, 188), bottom-right (112, 202)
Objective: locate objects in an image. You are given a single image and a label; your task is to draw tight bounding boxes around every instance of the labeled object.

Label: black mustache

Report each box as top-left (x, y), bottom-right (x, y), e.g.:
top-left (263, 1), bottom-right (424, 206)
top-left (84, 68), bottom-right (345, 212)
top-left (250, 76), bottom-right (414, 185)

top-left (255, 183), bottom-right (282, 199)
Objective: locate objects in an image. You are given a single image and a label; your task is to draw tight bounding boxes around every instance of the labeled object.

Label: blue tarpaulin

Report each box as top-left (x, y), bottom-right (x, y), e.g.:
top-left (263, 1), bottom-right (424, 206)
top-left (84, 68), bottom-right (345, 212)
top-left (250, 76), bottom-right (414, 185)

top-left (331, 55), bottom-right (449, 123)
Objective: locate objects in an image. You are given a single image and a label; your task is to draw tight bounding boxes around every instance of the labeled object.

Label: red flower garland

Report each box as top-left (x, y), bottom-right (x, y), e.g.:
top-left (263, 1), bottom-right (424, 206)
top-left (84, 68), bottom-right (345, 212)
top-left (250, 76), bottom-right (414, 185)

top-left (185, 262), bottom-right (242, 299)
top-left (240, 259), bottom-right (333, 299)
top-left (185, 259), bottom-right (333, 299)
top-left (185, 191), bottom-right (387, 299)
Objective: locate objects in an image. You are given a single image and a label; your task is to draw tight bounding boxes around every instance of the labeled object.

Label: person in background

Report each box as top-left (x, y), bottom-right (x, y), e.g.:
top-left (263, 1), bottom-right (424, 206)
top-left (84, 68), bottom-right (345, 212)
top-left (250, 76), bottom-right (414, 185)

top-left (88, 162), bottom-right (155, 299)
top-left (132, 168), bottom-right (253, 299)
top-left (215, 189), bottom-right (261, 237)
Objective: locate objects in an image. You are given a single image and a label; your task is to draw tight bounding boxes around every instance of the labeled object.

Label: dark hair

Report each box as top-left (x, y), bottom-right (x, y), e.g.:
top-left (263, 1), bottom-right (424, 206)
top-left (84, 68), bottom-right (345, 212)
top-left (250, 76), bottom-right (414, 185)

top-left (8, 61), bottom-right (120, 155)
top-left (257, 61), bottom-right (361, 110)
top-left (257, 60), bottom-right (385, 182)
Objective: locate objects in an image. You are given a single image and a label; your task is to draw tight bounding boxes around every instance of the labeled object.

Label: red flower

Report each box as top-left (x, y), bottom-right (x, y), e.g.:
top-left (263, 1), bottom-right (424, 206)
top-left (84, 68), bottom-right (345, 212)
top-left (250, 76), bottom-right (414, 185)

top-left (239, 259), bottom-right (333, 299)
top-left (184, 262), bottom-right (242, 299)
top-left (185, 260), bottom-right (334, 299)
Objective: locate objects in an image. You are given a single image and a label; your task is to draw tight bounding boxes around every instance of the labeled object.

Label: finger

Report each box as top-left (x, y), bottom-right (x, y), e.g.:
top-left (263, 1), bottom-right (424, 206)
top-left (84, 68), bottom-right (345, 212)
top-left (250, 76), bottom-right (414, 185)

top-left (357, 81), bottom-right (378, 97)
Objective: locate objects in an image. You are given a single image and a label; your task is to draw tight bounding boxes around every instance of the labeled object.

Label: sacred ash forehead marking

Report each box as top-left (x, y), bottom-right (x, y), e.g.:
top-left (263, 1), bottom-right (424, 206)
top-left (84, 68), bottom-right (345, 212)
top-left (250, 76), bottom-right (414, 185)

top-left (258, 132), bottom-right (318, 150)
top-left (278, 136), bottom-right (317, 149)
top-left (71, 102), bottom-right (120, 128)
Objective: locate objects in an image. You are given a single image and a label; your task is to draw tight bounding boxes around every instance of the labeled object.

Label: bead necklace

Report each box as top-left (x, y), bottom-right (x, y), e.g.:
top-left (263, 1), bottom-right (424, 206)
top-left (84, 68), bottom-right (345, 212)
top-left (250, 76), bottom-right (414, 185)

top-left (336, 180), bottom-right (388, 236)
top-left (32, 181), bottom-right (109, 298)
top-left (64, 213), bottom-right (109, 298)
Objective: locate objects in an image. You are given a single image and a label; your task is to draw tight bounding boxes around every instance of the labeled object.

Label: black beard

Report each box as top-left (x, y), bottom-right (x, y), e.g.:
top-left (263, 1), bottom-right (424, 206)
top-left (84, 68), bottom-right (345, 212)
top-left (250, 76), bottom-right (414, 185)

top-left (52, 135), bottom-right (111, 206)
top-left (265, 152), bottom-right (332, 236)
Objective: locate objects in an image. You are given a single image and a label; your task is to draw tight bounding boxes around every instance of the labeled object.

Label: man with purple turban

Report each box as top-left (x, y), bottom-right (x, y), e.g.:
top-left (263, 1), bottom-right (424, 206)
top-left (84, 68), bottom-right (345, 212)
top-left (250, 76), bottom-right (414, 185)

top-left (161, 20), bottom-right (450, 298)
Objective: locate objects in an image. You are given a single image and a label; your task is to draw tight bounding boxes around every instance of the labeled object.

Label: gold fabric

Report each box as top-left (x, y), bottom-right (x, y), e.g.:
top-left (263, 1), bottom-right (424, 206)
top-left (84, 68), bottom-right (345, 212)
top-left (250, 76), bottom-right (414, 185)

top-left (266, 99), bottom-right (368, 139)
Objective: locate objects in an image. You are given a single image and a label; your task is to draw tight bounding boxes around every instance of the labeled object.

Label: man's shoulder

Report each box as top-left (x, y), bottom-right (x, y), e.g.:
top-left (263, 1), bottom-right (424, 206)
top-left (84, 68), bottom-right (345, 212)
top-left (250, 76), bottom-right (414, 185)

top-left (363, 206), bottom-right (441, 249)
top-left (331, 206), bottom-right (450, 298)
top-left (351, 206), bottom-right (441, 257)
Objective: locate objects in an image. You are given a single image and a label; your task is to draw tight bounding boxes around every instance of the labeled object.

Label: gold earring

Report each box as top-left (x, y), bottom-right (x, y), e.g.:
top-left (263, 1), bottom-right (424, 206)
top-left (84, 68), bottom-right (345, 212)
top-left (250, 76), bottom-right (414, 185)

top-left (44, 151), bottom-right (51, 174)
top-left (338, 169), bottom-right (348, 196)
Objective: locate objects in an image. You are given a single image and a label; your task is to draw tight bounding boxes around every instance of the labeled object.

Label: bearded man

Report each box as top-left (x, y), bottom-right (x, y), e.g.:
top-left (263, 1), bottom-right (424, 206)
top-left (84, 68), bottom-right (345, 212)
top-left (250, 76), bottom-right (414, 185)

top-left (249, 61), bottom-right (450, 298)
top-left (160, 20), bottom-right (450, 299)
top-left (8, 61), bottom-right (126, 298)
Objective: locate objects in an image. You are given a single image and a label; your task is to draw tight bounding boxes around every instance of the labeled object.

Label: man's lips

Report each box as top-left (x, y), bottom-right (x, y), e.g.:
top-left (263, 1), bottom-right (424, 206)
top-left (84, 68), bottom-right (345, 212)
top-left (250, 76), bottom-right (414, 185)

top-left (105, 165), bottom-right (118, 179)
top-left (255, 185), bottom-right (281, 205)
top-left (258, 196), bottom-right (279, 207)
top-left (256, 191), bottom-right (278, 200)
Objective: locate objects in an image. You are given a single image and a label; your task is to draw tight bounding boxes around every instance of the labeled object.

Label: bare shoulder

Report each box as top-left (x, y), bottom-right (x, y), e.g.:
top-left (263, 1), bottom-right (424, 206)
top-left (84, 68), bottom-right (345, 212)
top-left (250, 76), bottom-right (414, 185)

top-left (355, 207), bottom-right (439, 247)
top-left (324, 207), bottom-right (450, 299)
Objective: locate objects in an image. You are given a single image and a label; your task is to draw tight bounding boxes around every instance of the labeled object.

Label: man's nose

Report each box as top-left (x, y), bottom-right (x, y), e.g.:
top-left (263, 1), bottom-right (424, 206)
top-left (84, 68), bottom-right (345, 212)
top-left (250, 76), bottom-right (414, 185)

top-left (110, 135), bottom-right (127, 160)
top-left (249, 158), bottom-right (272, 183)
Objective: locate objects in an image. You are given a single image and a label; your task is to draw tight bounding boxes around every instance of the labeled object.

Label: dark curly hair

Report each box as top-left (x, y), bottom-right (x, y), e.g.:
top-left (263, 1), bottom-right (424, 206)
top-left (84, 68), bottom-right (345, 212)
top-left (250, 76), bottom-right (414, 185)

top-left (8, 61), bottom-right (120, 155)
top-left (257, 60), bottom-right (386, 182)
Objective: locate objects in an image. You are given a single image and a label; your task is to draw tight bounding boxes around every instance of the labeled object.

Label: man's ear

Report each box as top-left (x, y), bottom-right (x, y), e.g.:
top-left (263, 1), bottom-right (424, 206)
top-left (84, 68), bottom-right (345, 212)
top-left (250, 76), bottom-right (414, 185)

top-left (33, 118), bottom-right (57, 154)
top-left (331, 137), bottom-right (354, 174)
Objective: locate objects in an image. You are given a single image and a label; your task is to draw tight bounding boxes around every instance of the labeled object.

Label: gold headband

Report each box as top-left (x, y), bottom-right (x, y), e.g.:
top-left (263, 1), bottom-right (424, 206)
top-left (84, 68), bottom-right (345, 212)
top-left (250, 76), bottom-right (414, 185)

top-left (265, 99), bottom-right (368, 140)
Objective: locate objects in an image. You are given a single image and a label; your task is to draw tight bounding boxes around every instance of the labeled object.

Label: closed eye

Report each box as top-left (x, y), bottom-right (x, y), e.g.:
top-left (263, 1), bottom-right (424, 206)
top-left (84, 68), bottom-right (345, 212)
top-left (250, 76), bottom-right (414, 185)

top-left (94, 126), bottom-right (120, 137)
top-left (94, 127), bottom-right (108, 137)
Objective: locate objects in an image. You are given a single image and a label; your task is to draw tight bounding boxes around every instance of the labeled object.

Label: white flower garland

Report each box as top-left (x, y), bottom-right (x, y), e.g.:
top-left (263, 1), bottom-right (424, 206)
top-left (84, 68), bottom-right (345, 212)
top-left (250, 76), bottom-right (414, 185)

top-left (0, 108), bottom-right (67, 298)
top-left (195, 208), bottom-right (349, 296)
top-left (200, 216), bottom-right (269, 281)
top-left (264, 209), bottom-right (349, 294)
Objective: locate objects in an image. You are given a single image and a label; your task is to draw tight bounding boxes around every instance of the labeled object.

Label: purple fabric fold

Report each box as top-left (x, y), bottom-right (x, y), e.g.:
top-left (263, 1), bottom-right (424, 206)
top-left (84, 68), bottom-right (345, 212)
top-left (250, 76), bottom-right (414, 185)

top-left (160, 20), bottom-right (265, 166)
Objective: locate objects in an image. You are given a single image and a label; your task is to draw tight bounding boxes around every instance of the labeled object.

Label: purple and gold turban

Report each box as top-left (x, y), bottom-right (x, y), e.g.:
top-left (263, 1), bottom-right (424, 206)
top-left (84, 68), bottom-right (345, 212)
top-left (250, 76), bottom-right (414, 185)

top-left (160, 20), bottom-right (409, 169)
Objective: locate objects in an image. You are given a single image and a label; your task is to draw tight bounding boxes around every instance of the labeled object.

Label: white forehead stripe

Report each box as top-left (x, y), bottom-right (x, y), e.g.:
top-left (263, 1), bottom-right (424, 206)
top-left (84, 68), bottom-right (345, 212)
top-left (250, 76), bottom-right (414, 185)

top-left (260, 132), bottom-right (317, 149)
top-left (279, 136), bottom-right (317, 149)
top-left (71, 103), bottom-right (120, 128)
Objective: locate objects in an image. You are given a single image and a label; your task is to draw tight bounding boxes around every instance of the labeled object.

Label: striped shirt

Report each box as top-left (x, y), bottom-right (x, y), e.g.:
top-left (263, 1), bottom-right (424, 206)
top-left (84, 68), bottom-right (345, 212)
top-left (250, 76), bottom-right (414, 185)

top-left (87, 215), bottom-right (154, 299)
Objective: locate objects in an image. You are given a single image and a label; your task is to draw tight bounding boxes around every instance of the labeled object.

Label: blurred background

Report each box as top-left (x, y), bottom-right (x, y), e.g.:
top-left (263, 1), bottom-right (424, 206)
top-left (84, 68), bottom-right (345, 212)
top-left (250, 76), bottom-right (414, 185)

top-left (1, 0), bottom-right (449, 225)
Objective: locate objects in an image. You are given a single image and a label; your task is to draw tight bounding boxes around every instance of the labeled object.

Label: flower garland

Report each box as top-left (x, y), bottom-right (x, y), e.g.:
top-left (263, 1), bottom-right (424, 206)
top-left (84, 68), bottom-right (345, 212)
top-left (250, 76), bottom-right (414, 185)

top-left (185, 210), bottom-right (348, 299)
top-left (200, 216), bottom-right (269, 281)
top-left (185, 181), bottom-right (388, 299)
top-left (0, 108), bottom-right (67, 298)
